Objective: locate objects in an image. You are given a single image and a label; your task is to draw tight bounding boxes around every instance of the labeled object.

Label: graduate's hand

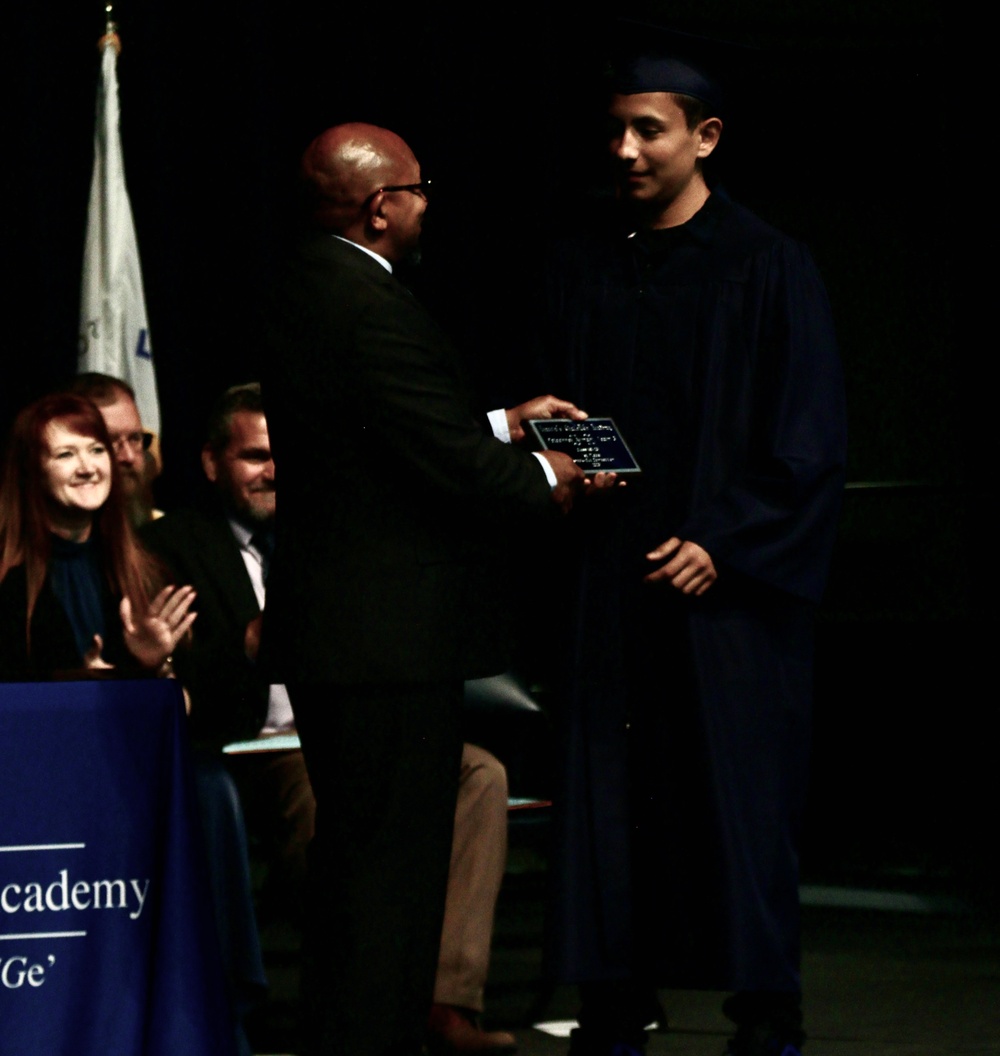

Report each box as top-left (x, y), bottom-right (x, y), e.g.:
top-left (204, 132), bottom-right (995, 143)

top-left (582, 471), bottom-right (627, 496)
top-left (644, 537), bottom-right (717, 595)
top-left (540, 450), bottom-right (585, 513)
top-left (120, 585), bottom-right (198, 671)
top-left (506, 395), bottom-right (587, 444)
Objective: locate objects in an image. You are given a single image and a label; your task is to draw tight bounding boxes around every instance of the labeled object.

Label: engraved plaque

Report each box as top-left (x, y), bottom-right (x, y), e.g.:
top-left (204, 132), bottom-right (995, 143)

top-left (526, 417), bottom-right (641, 475)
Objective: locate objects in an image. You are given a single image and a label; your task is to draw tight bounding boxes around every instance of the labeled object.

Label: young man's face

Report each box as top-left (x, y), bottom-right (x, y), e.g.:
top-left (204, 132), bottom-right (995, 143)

top-left (607, 92), bottom-right (714, 214)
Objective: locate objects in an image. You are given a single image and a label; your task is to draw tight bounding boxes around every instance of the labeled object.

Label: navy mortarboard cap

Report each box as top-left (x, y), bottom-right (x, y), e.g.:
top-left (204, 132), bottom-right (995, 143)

top-left (607, 21), bottom-right (749, 117)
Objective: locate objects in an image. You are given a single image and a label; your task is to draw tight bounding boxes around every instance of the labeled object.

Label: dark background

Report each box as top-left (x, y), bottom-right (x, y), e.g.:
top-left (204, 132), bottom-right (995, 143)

top-left (3, 3), bottom-right (986, 898)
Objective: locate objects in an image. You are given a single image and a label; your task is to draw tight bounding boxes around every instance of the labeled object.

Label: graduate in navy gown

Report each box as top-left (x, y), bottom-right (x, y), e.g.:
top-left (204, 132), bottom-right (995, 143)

top-left (540, 34), bottom-right (847, 1056)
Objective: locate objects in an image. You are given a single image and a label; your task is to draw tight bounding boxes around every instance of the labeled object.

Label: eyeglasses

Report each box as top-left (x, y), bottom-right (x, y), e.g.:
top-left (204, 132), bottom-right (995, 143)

top-left (363, 180), bottom-right (432, 206)
top-left (110, 431), bottom-right (153, 453)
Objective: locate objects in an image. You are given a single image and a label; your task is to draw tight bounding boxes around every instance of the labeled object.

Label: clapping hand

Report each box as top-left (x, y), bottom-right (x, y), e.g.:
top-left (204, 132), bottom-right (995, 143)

top-left (83, 634), bottom-right (115, 670)
top-left (120, 585), bottom-right (198, 671)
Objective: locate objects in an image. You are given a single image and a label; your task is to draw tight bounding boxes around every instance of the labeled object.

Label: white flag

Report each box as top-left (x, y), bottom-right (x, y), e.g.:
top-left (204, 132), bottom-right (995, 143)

top-left (78, 36), bottom-right (160, 436)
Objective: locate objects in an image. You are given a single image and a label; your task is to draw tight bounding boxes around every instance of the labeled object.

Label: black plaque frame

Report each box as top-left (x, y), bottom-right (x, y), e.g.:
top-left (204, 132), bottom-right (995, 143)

top-left (526, 417), bottom-right (642, 476)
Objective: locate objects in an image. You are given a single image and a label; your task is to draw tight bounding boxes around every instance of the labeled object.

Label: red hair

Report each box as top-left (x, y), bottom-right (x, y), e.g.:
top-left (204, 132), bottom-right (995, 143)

top-left (0, 392), bottom-right (161, 646)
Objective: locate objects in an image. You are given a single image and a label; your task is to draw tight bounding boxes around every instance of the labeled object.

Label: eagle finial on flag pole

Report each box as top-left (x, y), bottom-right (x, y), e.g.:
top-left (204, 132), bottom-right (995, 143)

top-left (98, 4), bottom-right (121, 56)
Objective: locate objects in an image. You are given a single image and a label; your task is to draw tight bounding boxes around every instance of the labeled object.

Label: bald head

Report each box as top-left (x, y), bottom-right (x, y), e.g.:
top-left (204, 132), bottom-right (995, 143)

top-left (301, 123), bottom-right (420, 237)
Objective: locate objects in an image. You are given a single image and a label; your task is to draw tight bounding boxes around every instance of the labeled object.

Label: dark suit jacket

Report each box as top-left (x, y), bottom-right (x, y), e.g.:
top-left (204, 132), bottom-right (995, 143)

top-left (142, 508), bottom-right (269, 748)
top-left (261, 234), bottom-right (553, 685)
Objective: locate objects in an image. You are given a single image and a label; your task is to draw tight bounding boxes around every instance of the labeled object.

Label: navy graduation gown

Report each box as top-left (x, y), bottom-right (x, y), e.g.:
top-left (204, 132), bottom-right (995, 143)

top-left (542, 191), bottom-right (847, 992)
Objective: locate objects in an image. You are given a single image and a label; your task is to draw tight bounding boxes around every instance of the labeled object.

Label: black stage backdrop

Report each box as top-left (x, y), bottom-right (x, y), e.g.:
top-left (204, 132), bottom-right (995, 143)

top-left (3, 3), bottom-right (988, 897)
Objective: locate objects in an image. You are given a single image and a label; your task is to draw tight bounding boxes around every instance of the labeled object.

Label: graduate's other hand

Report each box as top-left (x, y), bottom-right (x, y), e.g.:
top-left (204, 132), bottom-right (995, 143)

top-left (506, 394), bottom-right (587, 444)
top-left (644, 537), bottom-right (716, 595)
top-left (540, 450), bottom-right (585, 513)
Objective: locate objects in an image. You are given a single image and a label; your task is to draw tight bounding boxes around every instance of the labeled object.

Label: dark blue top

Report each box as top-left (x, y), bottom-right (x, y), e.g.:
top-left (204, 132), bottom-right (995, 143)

top-left (48, 533), bottom-right (107, 660)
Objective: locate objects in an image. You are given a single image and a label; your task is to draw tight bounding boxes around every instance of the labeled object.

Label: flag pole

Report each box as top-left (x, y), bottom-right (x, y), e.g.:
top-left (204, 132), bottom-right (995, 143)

top-left (79, 2), bottom-right (162, 439)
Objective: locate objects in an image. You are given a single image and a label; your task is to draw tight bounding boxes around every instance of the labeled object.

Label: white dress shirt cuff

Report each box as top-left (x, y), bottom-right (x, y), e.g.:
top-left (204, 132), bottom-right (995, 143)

top-left (487, 407), bottom-right (511, 443)
top-left (531, 451), bottom-right (558, 489)
top-left (489, 407), bottom-right (555, 489)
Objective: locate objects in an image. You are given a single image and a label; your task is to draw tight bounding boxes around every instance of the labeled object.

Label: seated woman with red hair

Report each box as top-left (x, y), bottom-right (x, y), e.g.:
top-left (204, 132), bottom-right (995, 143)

top-left (0, 392), bottom-right (265, 1054)
top-left (0, 392), bottom-right (195, 679)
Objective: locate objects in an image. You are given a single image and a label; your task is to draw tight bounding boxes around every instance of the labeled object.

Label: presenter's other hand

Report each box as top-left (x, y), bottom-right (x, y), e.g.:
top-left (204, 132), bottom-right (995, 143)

top-left (506, 395), bottom-right (587, 444)
top-left (644, 538), bottom-right (717, 595)
top-left (540, 450), bottom-right (585, 513)
top-left (120, 584), bottom-right (198, 670)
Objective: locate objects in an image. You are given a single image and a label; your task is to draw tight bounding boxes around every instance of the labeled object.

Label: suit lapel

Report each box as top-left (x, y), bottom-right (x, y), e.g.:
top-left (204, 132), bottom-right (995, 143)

top-left (199, 514), bottom-right (263, 627)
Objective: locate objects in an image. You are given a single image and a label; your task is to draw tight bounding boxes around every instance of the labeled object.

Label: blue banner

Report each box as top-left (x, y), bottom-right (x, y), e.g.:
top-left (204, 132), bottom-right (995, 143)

top-left (0, 680), bottom-right (236, 1056)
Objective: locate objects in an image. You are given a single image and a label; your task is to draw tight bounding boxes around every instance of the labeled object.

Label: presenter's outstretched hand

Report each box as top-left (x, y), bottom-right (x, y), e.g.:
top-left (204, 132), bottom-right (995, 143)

top-left (506, 394), bottom-right (587, 444)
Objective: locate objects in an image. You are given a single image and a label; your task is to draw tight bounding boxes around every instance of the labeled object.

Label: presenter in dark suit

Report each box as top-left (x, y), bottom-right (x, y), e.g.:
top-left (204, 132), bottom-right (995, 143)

top-left (260, 123), bottom-right (583, 1056)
